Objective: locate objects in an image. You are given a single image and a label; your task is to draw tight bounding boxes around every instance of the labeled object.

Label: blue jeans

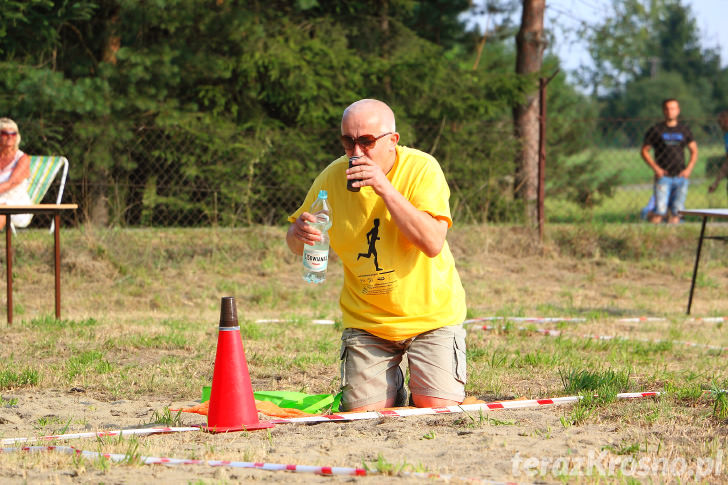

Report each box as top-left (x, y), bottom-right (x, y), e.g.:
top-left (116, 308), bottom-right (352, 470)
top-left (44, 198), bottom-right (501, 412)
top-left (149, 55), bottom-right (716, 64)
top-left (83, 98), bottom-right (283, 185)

top-left (654, 176), bottom-right (688, 216)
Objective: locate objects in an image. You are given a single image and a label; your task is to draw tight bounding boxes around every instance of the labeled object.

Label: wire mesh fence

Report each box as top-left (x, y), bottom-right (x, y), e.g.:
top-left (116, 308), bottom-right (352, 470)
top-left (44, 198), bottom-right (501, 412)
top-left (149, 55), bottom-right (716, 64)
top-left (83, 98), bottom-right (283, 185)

top-left (11, 116), bottom-right (727, 228)
top-left (547, 117), bottom-right (727, 223)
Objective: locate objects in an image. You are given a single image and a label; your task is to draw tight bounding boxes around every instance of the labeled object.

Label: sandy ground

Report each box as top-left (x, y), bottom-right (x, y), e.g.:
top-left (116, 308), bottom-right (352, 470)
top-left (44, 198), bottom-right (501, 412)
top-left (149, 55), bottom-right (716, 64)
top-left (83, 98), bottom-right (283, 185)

top-left (1, 387), bottom-right (726, 484)
top-left (1, 225), bottom-right (727, 483)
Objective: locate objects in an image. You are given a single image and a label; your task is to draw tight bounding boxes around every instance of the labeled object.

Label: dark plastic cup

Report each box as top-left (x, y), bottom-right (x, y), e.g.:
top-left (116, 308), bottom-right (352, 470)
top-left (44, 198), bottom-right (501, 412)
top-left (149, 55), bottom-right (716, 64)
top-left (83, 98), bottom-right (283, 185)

top-left (347, 156), bottom-right (362, 192)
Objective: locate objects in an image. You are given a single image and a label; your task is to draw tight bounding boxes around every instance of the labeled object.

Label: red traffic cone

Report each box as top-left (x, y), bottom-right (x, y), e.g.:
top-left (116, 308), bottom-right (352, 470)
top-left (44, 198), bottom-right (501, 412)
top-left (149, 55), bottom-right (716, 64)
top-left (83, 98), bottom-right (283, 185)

top-left (203, 297), bottom-right (274, 433)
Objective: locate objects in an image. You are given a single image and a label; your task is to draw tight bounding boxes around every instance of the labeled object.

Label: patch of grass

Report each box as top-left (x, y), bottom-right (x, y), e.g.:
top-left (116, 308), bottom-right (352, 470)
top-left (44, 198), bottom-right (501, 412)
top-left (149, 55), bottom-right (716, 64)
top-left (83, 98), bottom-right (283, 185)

top-left (315, 338), bottom-right (336, 353)
top-left (27, 315), bottom-right (98, 329)
top-left (455, 409), bottom-right (516, 428)
top-left (66, 350), bottom-right (113, 379)
top-left (362, 453), bottom-right (428, 475)
top-left (292, 354), bottom-right (333, 369)
top-left (559, 367), bottom-right (631, 396)
top-left (464, 367), bottom-right (506, 398)
top-left (560, 397), bottom-right (594, 427)
top-left (664, 381), bottom-right (705, 402)
top-left (148, 408), bottom-right (184, 427)
top-left (455, 410), bottom-right (487, 428)
top-left (696, 272), bottom-right (720, 289)
top-left (547, 223), bottom-right (709, 261)
top-left (494, 305), bottom-right (526, 318)
top-left (160, 319), bottom-right (198, 332)
top-left (488, 416), bottom-right (517, 426)
top-left (602, 440), bottom-right (646, 456)
top-left (487, 350), bottom-right (508, 369)
top-left (240, 322), bottom-right (263, 340)
top-left (531, 426), bottom-right (551, 438)
top-left (104, 333), bottom-right (189, 350)
top-left (0, 366), bottom-right (40, 389)
top-left (710, 383), bottom-right (728, 421)
top-left (465, 347), bottom-right (490, 361)
top-left (511, 349), bottom-right (561, 368)
top-left (120, 440), bottom-right (143, 466)
top-left (34, 415), bottom-right (71, 433)
top-left (0, 395), bottom-right (18, 406)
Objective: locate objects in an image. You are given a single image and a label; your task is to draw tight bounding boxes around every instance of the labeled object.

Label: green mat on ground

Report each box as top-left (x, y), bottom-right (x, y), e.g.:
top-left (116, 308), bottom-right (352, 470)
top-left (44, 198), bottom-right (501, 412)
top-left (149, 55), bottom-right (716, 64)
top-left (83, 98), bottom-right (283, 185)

top-left (253, 391), bottom-right (342, 414)
top-left (202, 387), bottom-right (341, 413)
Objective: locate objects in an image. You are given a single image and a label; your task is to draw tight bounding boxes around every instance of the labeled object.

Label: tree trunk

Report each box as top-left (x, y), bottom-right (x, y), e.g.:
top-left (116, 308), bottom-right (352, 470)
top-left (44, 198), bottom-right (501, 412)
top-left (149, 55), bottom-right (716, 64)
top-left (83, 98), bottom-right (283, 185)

top-left (379, 0), bottom-right (392, 96)
top-left (102, 8), bottom-right (121, 65)
top-left (513, 0), bottom-right (546, 225)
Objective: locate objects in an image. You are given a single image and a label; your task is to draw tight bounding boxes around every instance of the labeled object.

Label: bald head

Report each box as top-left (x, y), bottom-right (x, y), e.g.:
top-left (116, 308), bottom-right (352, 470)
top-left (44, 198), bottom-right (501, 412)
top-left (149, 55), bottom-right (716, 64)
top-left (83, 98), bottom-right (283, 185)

top-left (342, 99), bottom-right (396, 133)
top-left (340, 99), bottom-right (400, 173)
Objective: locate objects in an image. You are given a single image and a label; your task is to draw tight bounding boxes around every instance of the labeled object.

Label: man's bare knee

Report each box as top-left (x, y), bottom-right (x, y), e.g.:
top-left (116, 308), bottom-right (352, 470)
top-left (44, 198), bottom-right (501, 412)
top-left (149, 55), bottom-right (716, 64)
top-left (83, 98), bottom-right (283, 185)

top-left (346, 397), bottom-right (395, 412)
top-left (411, 394), bottom-right (460, 408)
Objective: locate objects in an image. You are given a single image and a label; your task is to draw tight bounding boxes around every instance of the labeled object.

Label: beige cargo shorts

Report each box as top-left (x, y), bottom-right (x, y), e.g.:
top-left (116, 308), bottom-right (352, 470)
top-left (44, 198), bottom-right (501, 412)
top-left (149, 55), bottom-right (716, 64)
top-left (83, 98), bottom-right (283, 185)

top-left (339, 325), bottom-right (466, 411)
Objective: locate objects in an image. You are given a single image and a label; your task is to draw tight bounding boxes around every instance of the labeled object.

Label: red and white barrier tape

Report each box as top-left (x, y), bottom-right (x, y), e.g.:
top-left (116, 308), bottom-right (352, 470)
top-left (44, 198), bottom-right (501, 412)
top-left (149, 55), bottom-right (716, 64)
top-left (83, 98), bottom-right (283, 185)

top-left (464, 316), bottom-right (586, 324)
top-left (1, 445), bottom-right (366, 476)
top-left (258, 316), bottom-right (587, 326)
top-left (0, 427), bottom-right (199, 446)
top-left (0, 392), bottom-right (661, 444)
top-left (1, 445), bottom-right (516, 484)
top-left (615, 317), bottom-right (666, 322)
top-left (612, 316), bottom-right (725, 324)
top-left (258, 316), bottom-right (584, 326)
top-left (268, 392), bottom-right (661, 424)
top-left (256, 315), bottom-right (725, 327)
top-left (688, 317), bottom-right (727, 323)
top-left (474, 324), bottom-right (563, 336)
top-left (470, 324), bottom-right (728, 353)
top-left (255, 318), bottom-right (335, 325)
top-left (590, 334), bottom-right (728, 352)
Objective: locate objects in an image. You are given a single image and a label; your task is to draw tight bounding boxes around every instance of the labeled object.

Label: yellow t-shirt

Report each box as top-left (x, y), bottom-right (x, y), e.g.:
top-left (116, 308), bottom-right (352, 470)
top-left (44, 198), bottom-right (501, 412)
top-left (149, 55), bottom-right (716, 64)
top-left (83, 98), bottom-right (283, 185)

top-left (288, 145), bottom-right (466, 341)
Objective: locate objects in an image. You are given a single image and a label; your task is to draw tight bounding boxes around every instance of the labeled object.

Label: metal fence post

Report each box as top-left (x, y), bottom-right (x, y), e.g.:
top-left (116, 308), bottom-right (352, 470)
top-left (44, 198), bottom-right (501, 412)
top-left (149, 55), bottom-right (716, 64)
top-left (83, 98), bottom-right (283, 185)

top-left (538, 70), bottom-right (559, 242)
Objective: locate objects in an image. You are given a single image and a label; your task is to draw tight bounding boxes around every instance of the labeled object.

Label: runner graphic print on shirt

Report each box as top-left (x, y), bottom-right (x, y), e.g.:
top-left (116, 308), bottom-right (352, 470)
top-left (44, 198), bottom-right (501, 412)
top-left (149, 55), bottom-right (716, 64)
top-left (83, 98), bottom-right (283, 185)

top-left (355, 218), bottom-right (396, 296)
top-left (357, 218), bottom-right (382, 271)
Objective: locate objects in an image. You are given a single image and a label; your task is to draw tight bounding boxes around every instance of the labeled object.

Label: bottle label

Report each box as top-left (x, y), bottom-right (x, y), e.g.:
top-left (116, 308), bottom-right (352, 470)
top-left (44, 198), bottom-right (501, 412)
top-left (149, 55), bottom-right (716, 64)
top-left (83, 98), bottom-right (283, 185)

top-left (303, 248), bottom-right (329, 272)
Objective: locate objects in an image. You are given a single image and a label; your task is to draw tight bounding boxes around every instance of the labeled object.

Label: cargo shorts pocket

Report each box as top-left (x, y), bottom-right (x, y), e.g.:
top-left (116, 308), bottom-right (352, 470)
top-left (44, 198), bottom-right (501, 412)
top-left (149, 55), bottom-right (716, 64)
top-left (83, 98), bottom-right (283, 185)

top-left (339, 337), bottom-right (349, 389)
top-left (453, 328), bottom-right (467, 384)
top-left (339, 328), bottom-right (363, 389)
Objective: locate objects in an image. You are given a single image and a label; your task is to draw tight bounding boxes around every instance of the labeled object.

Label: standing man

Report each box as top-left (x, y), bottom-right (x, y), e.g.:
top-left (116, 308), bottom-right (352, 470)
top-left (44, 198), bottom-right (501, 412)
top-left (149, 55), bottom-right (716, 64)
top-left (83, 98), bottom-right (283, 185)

top-left (640, 98), bottom-right (698, 224)
top-left (286, 99), bottom-right (467, 412)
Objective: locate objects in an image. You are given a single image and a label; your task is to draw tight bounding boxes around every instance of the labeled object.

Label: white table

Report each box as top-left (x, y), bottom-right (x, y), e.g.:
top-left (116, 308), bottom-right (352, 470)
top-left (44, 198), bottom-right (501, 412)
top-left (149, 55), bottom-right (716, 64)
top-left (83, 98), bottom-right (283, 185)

top-left (679, 209), bottom-right (728, 314)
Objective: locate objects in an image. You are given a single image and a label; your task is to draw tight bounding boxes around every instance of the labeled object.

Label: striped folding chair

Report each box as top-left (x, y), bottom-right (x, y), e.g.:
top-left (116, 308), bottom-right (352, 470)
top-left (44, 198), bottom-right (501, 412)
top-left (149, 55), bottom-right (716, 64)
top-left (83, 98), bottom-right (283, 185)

top-left (10, 155), bottom-right (69, 233)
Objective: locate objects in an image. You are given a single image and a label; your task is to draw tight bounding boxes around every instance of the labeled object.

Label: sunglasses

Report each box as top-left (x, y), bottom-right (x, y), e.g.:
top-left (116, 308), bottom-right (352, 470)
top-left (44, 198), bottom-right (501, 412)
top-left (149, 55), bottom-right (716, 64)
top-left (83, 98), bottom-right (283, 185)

top-left (340, 132), bottom-right (392, 151)
top-left (0, 131), bottom-right (18, 136)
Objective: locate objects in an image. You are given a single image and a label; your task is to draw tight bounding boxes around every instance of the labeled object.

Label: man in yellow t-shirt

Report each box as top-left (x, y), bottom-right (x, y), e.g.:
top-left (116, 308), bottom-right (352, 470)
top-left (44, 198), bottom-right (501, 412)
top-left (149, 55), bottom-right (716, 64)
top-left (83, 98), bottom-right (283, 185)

top-left (287, 99), bottom-right (467, 411)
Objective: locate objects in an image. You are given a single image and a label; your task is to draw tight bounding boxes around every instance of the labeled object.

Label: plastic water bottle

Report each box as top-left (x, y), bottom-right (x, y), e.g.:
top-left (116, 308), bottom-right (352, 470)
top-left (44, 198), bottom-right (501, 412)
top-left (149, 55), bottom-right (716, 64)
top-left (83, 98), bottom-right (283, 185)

top-left (302, 190), bottom-right (331, 283)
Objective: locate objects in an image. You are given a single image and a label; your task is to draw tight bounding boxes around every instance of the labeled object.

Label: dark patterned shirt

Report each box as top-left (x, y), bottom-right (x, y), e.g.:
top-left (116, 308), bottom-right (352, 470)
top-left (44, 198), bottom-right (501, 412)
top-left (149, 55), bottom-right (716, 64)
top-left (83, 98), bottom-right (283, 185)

top-left (643, 122), bottom-right (694, 176)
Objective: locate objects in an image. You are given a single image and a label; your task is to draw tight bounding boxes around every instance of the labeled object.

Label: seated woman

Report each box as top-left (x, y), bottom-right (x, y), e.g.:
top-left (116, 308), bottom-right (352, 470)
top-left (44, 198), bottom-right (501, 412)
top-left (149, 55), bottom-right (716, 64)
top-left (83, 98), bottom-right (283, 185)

top-left (0, 118), bottom-right (33, 230)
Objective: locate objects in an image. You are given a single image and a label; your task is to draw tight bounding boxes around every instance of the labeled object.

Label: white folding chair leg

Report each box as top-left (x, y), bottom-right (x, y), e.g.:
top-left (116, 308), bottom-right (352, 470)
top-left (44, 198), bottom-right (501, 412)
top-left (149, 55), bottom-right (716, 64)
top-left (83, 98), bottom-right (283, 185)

top-left (49, 158), bottom-right (69, 234)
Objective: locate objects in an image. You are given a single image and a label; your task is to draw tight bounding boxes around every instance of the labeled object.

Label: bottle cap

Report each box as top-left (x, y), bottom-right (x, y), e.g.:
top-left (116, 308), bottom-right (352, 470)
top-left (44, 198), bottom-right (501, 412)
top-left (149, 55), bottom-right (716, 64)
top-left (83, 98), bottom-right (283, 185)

top-left (318, 190), bottom-right (328, 199)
